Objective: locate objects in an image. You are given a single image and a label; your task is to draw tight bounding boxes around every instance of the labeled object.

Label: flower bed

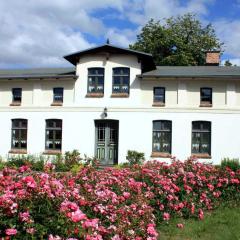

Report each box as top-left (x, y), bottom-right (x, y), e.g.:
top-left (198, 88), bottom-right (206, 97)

top-left (0, 158), bottom-right (239, 239)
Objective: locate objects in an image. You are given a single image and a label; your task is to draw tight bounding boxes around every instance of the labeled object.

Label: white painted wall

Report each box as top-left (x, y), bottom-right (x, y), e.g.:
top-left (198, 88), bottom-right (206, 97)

top-left (74, 54), bottom-right (142, 107)
top-left (0, 109), bottom-right (240, 164)
top-left (1, 54), bottom-right (240, 164)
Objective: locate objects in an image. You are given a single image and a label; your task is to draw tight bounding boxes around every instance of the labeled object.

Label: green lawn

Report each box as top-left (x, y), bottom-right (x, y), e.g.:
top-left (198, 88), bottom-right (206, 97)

top-left (158, 205), bottom-right (240, 240)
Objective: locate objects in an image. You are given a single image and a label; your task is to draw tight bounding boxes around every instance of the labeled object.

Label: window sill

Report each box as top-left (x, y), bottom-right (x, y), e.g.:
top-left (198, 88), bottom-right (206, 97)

top-left (9, 149), bottom-right (27, 154)
top-left (151, 152), bottom-right (171, 158)
top-left (199, 103), bottom-right (212, 107)
top-left (51, 102), bottom-right (63, 106)
top-left (152, 102), bottom-right (165, 107)
top-left (10, 102), bottom-right (21, 106)
top-left (111, 93), bottom-right (129, 98)
top-left (43, 150), bottom-right (62, 155)
top-left (86, 93), bottom-right (104, 98)
top-left (191, 153), bottom-right (212, 159)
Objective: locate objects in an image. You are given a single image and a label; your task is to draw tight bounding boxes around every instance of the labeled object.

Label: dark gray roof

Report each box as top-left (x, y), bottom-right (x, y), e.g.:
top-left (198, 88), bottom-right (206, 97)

top-left (140, 66), bottom-right (240, 78)
top-left (64, 43), bottom-right (156, 72)
top-left (0, 67), bottom-right (76, 79)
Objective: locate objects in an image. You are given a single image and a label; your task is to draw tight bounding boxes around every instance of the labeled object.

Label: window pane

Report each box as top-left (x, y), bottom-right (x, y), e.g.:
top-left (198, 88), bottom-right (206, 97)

top-left (11, 119), bottom-right (27, 149)
top-left (121, 85), bottom-right (129, 93)
top-left (191, 121), bottom-right (211, 154)
top-left (192, 122), bottom-right (201, 131)
top-left (162, 121), bottom-right (171, 130)
top-left (55, 120), bottom-right (62, 128)
top-left (53, 88), bottom-right (63, 102)
top-left (153, 121), bottom-right (161, 131)
top-left (122, 76), bottom-right (129, 85)
top-left (55, 141), bottom-right (61, 150)
top-left (113, 85), bottom-right (120, 93)
top-left (201, 88), bottom-right (212, 103)
top-left (45, 119), bottom-right (62, 150)
top-left (154, 87), bottom-right (165, 102)
top-left (113, 68), bottom-right (130, 93)
top-left (88, 68), bottom-right (104, 93)
top-left (21, 129), bottom-right (27, 140)
top-left (202, 122), bottom-right (211, 131)
top-left (88, 85), bottom-right (96, 92)
top-left (12, 88), bottom-right (22, 102)
top-left (88, 68), bottom-right (104, 75)
top-left (47, 130), bottom-right (54, 140)
top-left (55, 130), bottom-right (62, 140)
top-left (98, 76), bottom-right (104, 85)
top-left (113, 76), bottom-right (121, 85)
top-left (46, 120), bottom-right (54, 128)
top-left (12, 120), bottom-right (20, 128)
top-left (21, 120), bottom-right (27, 128)
top-left (46, 140), bottom-right (54, 149)
top-left (12, 129), bottom-right (20, 139)
top-left (152, 120), bottom-right (171, 153)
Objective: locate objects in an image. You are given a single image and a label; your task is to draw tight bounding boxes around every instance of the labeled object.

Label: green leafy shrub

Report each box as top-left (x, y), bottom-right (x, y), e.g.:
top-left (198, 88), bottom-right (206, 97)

top-left (52, 154), bottom-right (70, 172)
top-left (221, 158), bottom-right (240, 171)
top-left (126, 150), bottom-right (145, 165)
top-left (53, 150), bottom-right (83, 172)
top-left (6, 155), bottom-right (30, 168)
top-left (83, 155), bottom-right (99, 167)
top-left (6, 155), bottom-right (45, 171)
top-left (0, 157), bottom-right (5, 170)
top-left (65, 149), bottom-right (82, 166)
top-left (70, 163), bottom-right (84, 174)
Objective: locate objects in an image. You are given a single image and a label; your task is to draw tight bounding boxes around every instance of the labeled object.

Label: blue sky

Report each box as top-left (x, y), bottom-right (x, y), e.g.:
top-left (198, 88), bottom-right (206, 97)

top-left (0, 0), bottom-right (240, 68)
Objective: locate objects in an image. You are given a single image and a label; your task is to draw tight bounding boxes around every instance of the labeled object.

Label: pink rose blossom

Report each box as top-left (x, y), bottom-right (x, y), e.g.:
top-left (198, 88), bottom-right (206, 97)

top-left (177, 223), bottom-right (184, 229)
top-left (6, 228), bottom-right (17, 236)
top-left (163, 212), bottom-right (170, 221)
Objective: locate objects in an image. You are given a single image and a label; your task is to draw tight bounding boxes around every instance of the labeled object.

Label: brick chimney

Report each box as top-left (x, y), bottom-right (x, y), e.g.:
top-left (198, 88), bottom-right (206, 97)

top-left (205, 51), bottom-right (220, 66)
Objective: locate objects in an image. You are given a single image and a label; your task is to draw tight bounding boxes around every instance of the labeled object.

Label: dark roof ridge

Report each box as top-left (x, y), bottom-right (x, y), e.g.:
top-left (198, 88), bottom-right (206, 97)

top-left (63, 43), bottom-right (153, 59)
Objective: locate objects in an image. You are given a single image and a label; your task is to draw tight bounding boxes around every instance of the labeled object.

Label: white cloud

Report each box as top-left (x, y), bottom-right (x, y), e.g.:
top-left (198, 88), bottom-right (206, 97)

top-left (105, 28), bottom-right (138, 47)
top-left (124, 0), bottom-right (214, 25)
top-left (0, 0), bottom-right (238, 68)
top-left (214, 19), bottom-right (240, 59)
top-left (0, 0), bottom-right (126, 68)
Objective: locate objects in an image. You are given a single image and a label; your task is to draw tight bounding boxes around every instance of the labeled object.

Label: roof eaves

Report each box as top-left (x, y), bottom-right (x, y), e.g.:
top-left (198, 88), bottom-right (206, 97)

top-left (0, 75), bottom-right (77, 80)
top-left (138, 74), bottom-right (240, 79)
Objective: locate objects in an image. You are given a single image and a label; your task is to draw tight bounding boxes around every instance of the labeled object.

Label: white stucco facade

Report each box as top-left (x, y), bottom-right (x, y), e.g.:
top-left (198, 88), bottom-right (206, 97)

top-left (1, 45), bottom-right (240, 164)
top-left (0, 108), bottom-right (240, 164)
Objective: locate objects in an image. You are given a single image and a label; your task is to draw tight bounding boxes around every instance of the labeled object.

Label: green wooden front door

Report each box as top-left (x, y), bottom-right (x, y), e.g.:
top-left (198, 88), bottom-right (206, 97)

top-left (95, 120), bottom-right (118, 165)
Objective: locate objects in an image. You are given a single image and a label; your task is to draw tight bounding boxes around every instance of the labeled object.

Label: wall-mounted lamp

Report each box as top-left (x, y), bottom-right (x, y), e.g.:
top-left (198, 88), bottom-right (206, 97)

top-left (101, 107), bottom-right (108, 119)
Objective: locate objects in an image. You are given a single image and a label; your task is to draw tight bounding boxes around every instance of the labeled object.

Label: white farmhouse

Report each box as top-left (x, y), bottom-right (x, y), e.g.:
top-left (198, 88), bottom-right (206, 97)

top-left (1, 44), bottom-right (240, 164)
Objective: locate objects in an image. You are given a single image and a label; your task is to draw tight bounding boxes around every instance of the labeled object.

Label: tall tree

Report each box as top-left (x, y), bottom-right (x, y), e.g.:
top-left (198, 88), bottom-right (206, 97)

top-left (129, 14), bottom-right (224, 66)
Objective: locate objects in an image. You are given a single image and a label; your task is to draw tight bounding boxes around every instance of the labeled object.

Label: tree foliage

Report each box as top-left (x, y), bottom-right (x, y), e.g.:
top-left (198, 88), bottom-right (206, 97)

top-left (130, 14), bottom-right (224, 66)
top-left (224, 60), bottom-right (233, 66)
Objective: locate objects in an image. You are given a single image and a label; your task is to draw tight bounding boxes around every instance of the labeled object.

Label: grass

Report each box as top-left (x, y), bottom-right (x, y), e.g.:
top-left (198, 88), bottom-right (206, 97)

top-left (157, 205), bottom-right (240, 240)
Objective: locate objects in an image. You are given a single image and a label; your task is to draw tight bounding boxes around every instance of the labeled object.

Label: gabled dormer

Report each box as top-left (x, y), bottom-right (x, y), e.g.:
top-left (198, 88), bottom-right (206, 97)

top-left (63, 43), bottom-right (155, 106)
top-left (64, 43), bottom-right (156, 73)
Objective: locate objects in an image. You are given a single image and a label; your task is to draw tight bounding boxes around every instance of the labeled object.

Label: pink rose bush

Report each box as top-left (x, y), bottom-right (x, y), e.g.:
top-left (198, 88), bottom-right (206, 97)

top-left (0, 158), bottom-right (239, 239)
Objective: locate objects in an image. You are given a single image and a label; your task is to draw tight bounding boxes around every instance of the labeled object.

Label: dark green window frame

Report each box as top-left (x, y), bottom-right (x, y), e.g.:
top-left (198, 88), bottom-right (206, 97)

top-left (87, 68), bottom-right (104, 93)
top-left (112, 67), bottom-right (130, 94)
top-left (11, 119), bottom-right (27, 149)
top-left (45, 119), bottom-right (62, 150)
top-left (152, 120), bottom-right (172, 153)
top-left (192, 121), bottom-right (211, 155)
top-left (12, 88), bottom-right (22, 102)
top-left (53, 87), bottom-right (64, 102)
